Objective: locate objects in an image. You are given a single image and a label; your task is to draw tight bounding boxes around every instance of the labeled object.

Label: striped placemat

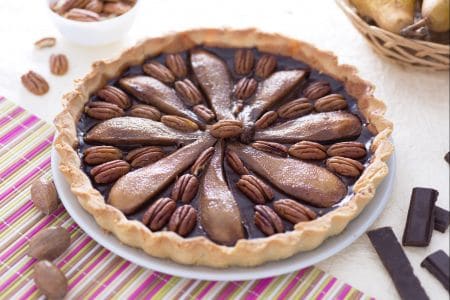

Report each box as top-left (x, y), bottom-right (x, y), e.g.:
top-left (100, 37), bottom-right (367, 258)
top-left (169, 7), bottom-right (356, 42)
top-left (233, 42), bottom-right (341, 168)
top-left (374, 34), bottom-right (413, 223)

top-left (0, 97), bottom-right (372, 299)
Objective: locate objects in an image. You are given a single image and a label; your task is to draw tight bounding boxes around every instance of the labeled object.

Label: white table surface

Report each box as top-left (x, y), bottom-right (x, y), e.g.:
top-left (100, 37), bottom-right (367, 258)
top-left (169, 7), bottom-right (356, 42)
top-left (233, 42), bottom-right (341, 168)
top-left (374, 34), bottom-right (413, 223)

top-left (0, 0), bottom-right (448, 299)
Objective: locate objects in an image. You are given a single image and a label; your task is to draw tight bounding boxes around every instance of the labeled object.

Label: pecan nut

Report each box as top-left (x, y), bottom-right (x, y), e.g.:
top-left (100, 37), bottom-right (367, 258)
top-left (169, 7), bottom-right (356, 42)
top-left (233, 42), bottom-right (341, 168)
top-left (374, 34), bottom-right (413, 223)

top-left (28, 227), bottom-right (71, 261)
top-left (273, 199), bottom-right (317, 224)
top-left (174, 79), bottom-right (203, 106)
top-left (142, 197), bottom-right (176, 231)
top-left (168, 205), bottom-right (197, 237)
top-left (210, 120), bottom-right (243, 139)
top-left (90, 160), bottom-right (130, 184)
top-left (30, 177), bottom-right (59, 215)
top-left (193, 105), bottom-right (215, 123)
top-left (191, 147), bottom-right (215, 176)
top-left (289, 141), bottom-right (327, 160)
top-left (326, 156), bottom-right (364, 177)
top-left (84, 0), bottom-right (103, 13)
top-left (85, 101), bottom-right (124, 120)
top-left (57, 0), bottom-right (90, 14)
top-left (84, 146), bottom-right (122, 165)
top-left (161, 115), bottom-right (199, 132)
top-left (171, 174), bottom-right (199, 203)
top-left (327, 142), bottom-right (367, 159)
top-left (303, 80), bottom-right (331, 100)
top-left (277, 98), bottom-right (313, 119)
top-left (251, 141), bottom-right (288, 157)
top-left (166, 54), bottom-right (187, 78)
top-left (234, 49), bottom-right (254, 75)
top-left (97, 85), bottom-right (130, 109)
top-left (254, 205), bottom-right (284, 236)
top-left (226, 150), bottom-right (249, 175)
top-left (255, 55), bottom-right (277, 78)
top-left (65, 8), bottom-right (100, 21)
top-left (233, 77), bottom-right (257, 99)
top-left (255, 111), bottom-right (278, 129)
top-left (34, 261), bottom-right (68, 300)
top-left (314, 94), bottom-right (348, 112)
top-left (126, 146), bottom-right (165, 168)
top-left (50, 54), bottom-right (69, 76)
top-left (102, 1), bottom-right (132, 15)
top-left (143, 61), bottom-right (175, 84)
top-left (21, 71), bottom-right (49, 96)
top-left (237, 175), bottom-right (274, 204)
top-left (127, 104), bottom-right (161, 120)
top-left (34, 37), bottom-right (56, 49)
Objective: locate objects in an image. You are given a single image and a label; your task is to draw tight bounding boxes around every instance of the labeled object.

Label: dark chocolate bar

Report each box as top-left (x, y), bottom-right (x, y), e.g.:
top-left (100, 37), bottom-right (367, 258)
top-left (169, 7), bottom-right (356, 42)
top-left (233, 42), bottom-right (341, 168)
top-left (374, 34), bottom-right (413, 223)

top-left (402, 187), bottom-right (438, 247)
top-left (434, 206), bottom-right (450, 233)
top-left (367, 227), bottom-right (428, 300)
top-left (421, 250), bottom-right (450, 291)
top-left (445, 152), bottom-right (449, 164)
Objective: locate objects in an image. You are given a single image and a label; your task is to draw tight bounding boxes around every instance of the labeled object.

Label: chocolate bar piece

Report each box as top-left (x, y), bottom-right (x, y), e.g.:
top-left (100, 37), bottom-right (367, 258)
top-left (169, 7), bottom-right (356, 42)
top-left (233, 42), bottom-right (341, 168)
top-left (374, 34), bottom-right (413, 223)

top-left (434, 206), bottom-right (450, 233)
top-left (402, 187), bottom-right (438, 247)
top-left (368, 227), bottom-right (428, 300)
top-left (445, 152), bottom-right (449, 164)
top-left (421, 250), bottom-right (449, 291)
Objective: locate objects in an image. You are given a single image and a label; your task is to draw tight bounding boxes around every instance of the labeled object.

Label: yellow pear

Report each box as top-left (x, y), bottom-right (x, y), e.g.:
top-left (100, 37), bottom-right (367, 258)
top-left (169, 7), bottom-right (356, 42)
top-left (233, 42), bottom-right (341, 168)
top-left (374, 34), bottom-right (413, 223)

top-left (351, 0), bottom-right (416, 33)
top-left (422, 0), bottom-right (450, 32)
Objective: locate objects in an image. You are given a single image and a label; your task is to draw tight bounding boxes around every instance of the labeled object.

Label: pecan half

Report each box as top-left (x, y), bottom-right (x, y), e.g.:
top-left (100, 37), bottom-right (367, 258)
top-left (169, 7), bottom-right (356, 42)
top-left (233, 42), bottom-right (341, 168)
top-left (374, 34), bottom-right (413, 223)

top-left (31, 177), bottom-right (59, 215)
top-left (171, 174), bottom-right (199, 203)
top-left (90, 160), bottom-right (130, 184)
top-left (65, 8), bottom-right (100, 22)
top-left (161, 115), bottom-right (199, 132)
top-left (168, 205), bottom-right (197, 237)
top-left (255, 111), bottom-right (278, 129)
top-left (251, 141), bottom-right (288, 157)
top-left (58, 0), bottom-right (90, 14)
top-left (314, 94), bottom-right (347, 112)
top-left (143, 61), bottom-right (175, 84)
top-left (21, 71), bottom-right (49, 96)
top-left (97, 85), bottom-right (130, 109)
top-left (273, 199), bottom-right (317, 224)
top-left (85, 0), bottom-right (103, 13)
top-left (303, 81), bottom-right (331, 100)
top-left (49, 54), bottom-right (69, 76)
top-left (237, 175), bottom-right (274, 204)
top-left (255, 55), bottom-right (277, 78)
top-left (34, 37), bottom-right (56, 49)
top-left (102, 1), bottom-right (132, 15)
top-left (234, 49), bottom-right (254, 75)
top-left (210, 120), bottom-right (243, 139)
top-left (233, 77), bottom-right (257, 100)
top-left (254, 205), bottom-right (284, 236)
top-left (174, 79), bottom-right (203, 106)
top-left (127, 104), bottom-right (161, 121)
top-left (193, 105), bottom-right (215, 123)
top-left (327, 142), bottom-right (367, 159)
top-left (277, 98), bottom-right (313, 119)
top-left (165, 54), bottom-right (187, 78)
top-left (85, 101), bottom-right (123, 120)
top-left (191, 147), bottom-right (215, 176)
top-left (289, 141), bottom-right (327, 160)
top-left (84, 146), bottom-right (122, 165)
top-left (326, 156), bottom-right (364, 177)
top-left (142, 197), bottom-right (176, 231)
top-left (226, 150), bottom-right (249, 175)
top-left (126, 146), bottom-right (165, 168)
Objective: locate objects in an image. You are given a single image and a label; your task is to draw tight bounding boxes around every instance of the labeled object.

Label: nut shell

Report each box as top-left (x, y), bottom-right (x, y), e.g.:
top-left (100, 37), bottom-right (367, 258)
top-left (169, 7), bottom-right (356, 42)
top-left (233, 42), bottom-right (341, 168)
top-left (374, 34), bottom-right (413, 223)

top-left (30, 177), bottom-right (59, 215)
top-left (28, 227), bottom-right (71, 260)
top-left (34, 260), bottom-right (68, 300)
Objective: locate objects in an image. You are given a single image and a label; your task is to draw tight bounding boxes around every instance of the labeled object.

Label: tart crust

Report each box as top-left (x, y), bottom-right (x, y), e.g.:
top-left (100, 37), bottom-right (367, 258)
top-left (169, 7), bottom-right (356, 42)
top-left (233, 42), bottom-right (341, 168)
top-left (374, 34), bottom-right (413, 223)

top-left (54, 28), bottom-right (393, 267)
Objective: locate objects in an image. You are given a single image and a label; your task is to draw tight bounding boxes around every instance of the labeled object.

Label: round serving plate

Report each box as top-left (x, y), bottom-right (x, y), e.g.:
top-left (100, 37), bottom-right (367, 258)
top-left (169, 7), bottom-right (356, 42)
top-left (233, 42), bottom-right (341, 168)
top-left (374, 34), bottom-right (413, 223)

top-left (51, 145), bottom-right (395, 281)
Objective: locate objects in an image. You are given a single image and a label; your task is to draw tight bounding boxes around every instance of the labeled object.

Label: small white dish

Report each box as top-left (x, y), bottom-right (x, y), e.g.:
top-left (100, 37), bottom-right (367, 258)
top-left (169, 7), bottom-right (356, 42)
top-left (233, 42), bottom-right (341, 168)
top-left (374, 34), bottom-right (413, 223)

top-left (46, 0), bottom-right (141, 46)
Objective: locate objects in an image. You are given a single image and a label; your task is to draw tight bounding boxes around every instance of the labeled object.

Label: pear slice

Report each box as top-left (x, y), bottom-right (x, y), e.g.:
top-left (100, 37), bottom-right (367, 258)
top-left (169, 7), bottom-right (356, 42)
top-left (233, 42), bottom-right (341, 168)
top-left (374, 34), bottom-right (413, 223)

top-left (191, 49), bottom-right (235, 120)
top-left (254, 111), bottom-right (362, 144)
top-left (85, 117), bottom-right (204, 146)
top-left (109, 135), bottom-right (216, 214)
top-left (228, 143), bottom-right (347, 207)
top-left (199, 142), bottom-right (245, 246)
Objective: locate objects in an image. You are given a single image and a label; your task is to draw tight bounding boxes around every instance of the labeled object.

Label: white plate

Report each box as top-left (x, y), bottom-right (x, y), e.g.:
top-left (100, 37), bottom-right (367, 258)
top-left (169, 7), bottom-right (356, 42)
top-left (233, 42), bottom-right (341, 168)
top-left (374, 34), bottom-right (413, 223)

top-left (51, 147), bottom-right (395, 281)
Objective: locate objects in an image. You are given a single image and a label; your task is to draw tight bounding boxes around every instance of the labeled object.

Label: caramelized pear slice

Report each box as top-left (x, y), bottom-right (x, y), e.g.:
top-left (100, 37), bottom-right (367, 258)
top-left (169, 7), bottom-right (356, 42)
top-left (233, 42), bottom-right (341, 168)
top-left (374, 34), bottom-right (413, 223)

top-left (191, 49), bottom-right (234, 120)
top-left (255, 111), bottom-right (362, 144)
top-left (119, 76), bottom-right (204, 126)
top-left (109, 135), bottom-right (216, 214)
top-left (199, 142), bottom-right (245, 246)
top-left (228, 143), bottom-right (347, 207)
top-left (85, 117), bottom-right (204, 146)
top-left (240, 70), bottom-right (307, 124)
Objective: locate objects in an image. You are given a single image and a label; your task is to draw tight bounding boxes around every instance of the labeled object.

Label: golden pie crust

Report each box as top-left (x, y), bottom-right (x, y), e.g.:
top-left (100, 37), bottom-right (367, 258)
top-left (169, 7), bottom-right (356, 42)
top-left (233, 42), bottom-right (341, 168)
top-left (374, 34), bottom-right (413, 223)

top-left (54, 28), bottom-right (394, 267)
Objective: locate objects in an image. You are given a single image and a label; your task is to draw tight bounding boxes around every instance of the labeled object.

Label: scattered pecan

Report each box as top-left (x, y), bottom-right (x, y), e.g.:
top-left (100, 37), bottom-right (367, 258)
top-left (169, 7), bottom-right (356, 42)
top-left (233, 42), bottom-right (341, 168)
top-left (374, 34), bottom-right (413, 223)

top-left (165, 54), bottom-right (187, 78)
top-left (34, 261), bottom-right (68, 300)
top-left (255, 111), bottom-right (278, 129)
top-left (255, 55), bottom-right (277, 78)
top-left (233, 77), bottom-right (257, 100)
top-left (273, 199), bottom-right (317, 224)
top-left (49, 54), bottom-right (69, 76)
top-left (84, 0), bottom-right (103, 13)
top-left (65, 8), bottom-right (100, 21)
top-left (142, 197), bottom-right (176, 231)
top-left (277, 98), bottom-right (313, 119)
top-left (171, 174), bottom-right (199, 203)
top-left (168, 205), bottom-right (197, 237)
top-left (143, 61), bottom-right (175, 84)
top-left (84, 146), bottom-right (122, 165)
top-left (226, 150), bottom-right (249, 175)
top-left (289, 141), bottom-right (327, 160)
top-left (210, 119), bottom-right (243, 139)
top-left (126, 146), bottom-right (165, 168)
top-left (85, 101), bottom-right (123, 120)
top-left (30, 177), bottom-right (59, 215)
top-left (303, 80), bottom-right (331, 100)
top-left (234, 49), bottom-right (254, 75)
top-left (28, 227), bottom-right (71, 261)
top-left (97, 85), bottom-right (130, 109)
top-left (127, 104), bottom-right (161, 121)
top-left (191, 147), bottom-right (215, 176)
top-left (193, 105), bottom-right (215, 123)
top-left (314, 94), bottom-right (347, 112)
top-left (102, 1), bottom-right (132, 15)
top-left (21, 71), bottom-right (49, 96)
top-left (174, 79), bottom-right (203, 106)
top-left (327, 142), bottom-right (367, 159)
top-left (34, 37), bottom-right (56, 49)
top-left (90, 160), bottom-right (130, 184)
top-left (254, 205), bottom-right (284, 236)
top-left (237, 175), bottom-right (274, 204)
top-left (251, 141), bottom-right (288, 157)
top-left (326, 156), bottom-right (364, 177)
top-left (161, 115), bottom-right (199, 132)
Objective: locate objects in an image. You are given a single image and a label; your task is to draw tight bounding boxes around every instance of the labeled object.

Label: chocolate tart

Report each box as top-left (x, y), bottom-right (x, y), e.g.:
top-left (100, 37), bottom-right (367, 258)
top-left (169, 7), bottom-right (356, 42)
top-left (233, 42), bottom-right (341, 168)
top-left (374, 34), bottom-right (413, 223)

top-left (54, 28), bottom-right (393, 267)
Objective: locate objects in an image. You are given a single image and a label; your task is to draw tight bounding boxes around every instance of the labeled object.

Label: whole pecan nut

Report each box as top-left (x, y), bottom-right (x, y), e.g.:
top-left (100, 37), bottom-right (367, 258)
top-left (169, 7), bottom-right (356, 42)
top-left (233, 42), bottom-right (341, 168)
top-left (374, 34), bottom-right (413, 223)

top-left (193, 105), bottom-right (215, 123)
top-left (142, 197), bottom-right (176, 231)
top-left (90, 160), bottom-right (130, 184)
top-left (34, 261), bottom-right (68, 300)
top-left (30, 177), bottom-right (59, 215)
top-left (237, 175), bottom-right (274, 204)
top-left (289, 141), bottom-right (327, 160)
top-left (233, 77), bottom-right (258, 100)
top-left (171, 174), bottom-right (199, 203)
top-left (327, 141), bottom-right (367, 159)
top-left (254, 205), bottom-right (284, 236)
top-left (234, 49), bottom-right (254, 75)
top-left (166, 54), bottom-right (187, 78)
top-left (84, 0), bottom-right (103, 13)
top-left (127, 104), bottom-right (161, 120)
top-left (303, 80), bottom-right (331, 100)
top-left (84, 145), bottom-right (122, 165)
top-left (50, 54), bottom-right (69, 76)
top-left (226, 150), bottom-right (249, 175)
top-left (143, 61), bottom-right (175, 84)
top-left (168, 205), bottom-right (197, 237)
top-left (210, 119), bottom-right (243, 139)
top-left (28, 227), bottom-right (71, 261)
top-left (174, 79), bottom-right (203, 106)
top-left (255, 111), bottom-right (278, 129)
top-left (273, 199), bottom-right (317, 224)
top-left (277, 98), bottom-right (313, 119)
top-left (85, 101), bottom-right (124, 120)
top-left (126, 146), bottom-right (165, 168)
top-left (97, 85), bottom-right (130, 109)
top-left (161, 115), bottom-right (199, 132)
top-left (64, 8), bottom-right (100, 21)
top-left (255, 55), bottom-right (277, 78)
top-left (326, 156), bottom-right (364, 177)
top-left (314, 94), bottom-right (348, 112)
top-left (191, 147), bottom-right (215, 176)
top-left (21, 71), bottom-right (49, 96)
top-left (251, 141), bottom-right (288, 157)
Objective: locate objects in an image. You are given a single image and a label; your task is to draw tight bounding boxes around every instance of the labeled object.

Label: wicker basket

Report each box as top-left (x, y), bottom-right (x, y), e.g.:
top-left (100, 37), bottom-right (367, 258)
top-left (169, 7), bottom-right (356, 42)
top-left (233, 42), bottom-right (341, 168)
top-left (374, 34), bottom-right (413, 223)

top-left (336, 0), bottom-right (450, 71)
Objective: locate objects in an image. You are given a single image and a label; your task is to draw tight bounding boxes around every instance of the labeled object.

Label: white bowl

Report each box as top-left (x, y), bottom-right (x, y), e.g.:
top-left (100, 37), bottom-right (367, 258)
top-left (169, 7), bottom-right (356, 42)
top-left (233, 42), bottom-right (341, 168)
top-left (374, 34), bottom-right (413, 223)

top-left (46, 0), bottom-right (141, 46)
